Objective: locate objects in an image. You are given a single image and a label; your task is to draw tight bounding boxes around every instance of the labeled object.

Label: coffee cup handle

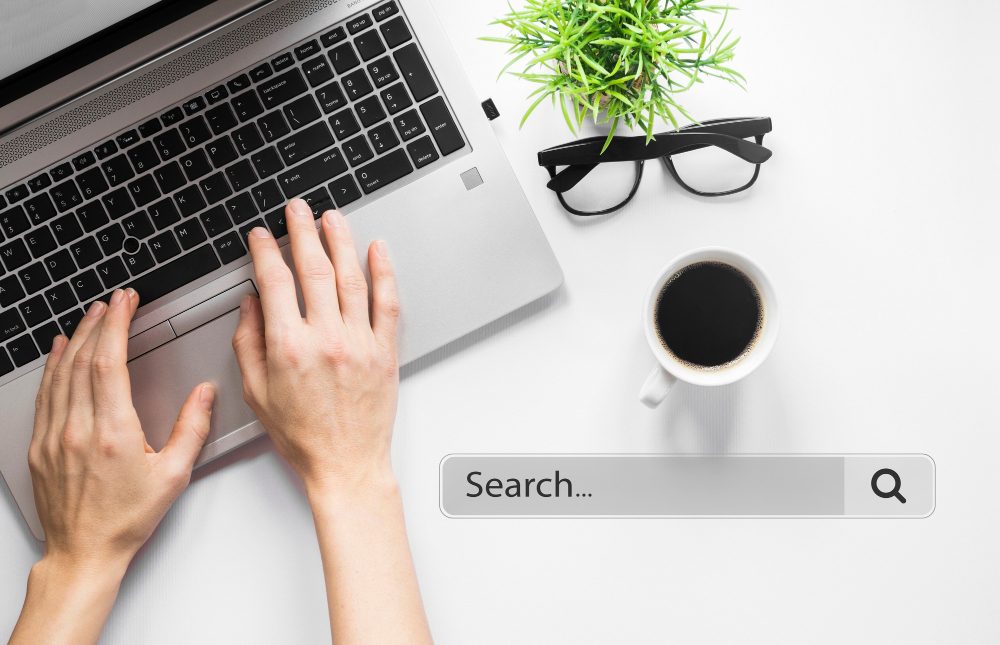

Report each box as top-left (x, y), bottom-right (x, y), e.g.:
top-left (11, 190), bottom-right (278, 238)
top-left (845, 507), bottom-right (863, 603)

top-left (639, 365), bottom-right (678, 408)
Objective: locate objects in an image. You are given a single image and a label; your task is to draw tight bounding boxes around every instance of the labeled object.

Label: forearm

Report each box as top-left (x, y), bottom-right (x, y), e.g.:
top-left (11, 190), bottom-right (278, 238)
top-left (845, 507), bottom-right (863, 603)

top-left (10, 555), bottom-right (127, 645)
top-left (307, 471), bottom-right (432, 645)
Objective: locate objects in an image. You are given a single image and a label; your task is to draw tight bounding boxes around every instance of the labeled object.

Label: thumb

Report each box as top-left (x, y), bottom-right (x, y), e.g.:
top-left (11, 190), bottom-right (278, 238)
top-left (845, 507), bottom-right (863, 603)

top-left (161, 382), bottom-right (216, 473)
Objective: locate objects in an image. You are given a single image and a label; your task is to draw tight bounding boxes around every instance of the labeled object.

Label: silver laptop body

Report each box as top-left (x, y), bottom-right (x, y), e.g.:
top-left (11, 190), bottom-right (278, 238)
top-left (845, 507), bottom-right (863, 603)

top-left (0, 0), bottom-right (562, 539)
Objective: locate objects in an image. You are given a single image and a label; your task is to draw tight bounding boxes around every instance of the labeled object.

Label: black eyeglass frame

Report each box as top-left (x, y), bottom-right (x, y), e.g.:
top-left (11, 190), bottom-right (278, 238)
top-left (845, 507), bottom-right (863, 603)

top-left (538, 117), bottom-right (773, 216)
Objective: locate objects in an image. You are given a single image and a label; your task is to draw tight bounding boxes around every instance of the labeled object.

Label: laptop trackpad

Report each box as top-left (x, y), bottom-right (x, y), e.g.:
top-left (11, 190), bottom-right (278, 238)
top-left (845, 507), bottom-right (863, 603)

top-left (128, 293), bottom-right (259, 461)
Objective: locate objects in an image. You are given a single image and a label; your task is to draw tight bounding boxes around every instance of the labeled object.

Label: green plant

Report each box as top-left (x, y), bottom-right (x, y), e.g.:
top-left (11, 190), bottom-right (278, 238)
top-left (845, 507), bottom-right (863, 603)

top-left (484, 0), bottom-right (745, 151)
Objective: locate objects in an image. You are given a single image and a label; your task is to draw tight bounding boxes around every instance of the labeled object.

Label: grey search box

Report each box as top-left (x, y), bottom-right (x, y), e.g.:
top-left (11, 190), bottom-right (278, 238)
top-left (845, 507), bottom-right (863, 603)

top-left (440, 455), bottom-right (935, 518)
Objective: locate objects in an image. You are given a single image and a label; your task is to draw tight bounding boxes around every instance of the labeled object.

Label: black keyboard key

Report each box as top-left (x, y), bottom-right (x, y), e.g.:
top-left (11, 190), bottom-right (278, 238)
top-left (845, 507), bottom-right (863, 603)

top-left (50, 163), bottom-right (74, 182)
top-left (97, 223), bottom-right (125, 256)
top-left (200, 172), bottom-right (233, 205)
top-left (250, 63), bottom-right (273, 82)
top-left (126, 244), bottom-right (221, 305)
top-left (329, 175), bottom-right (362, 208)
top-left (123, 245), bottom-right (155, 276)
top-left (122, 211), bottom-right (155, 239)
top-left (206, 85), bottom-right (229, 104)
top-left (251, 147), bottom-right (285, 179)
top-left (174, 185), bottom-right (207, 217)
top-left (154, 129), bottom-right (186, 161)
top-left (152, 161), bottom-right (186, 194)
top-left (380, 82), bottom-right (412, 115)
top-left (258, 111), bottom-right (291, 142)
top-left (395, 43), bottom-right (437, 102)
top-left (175, 218), bottom-right (207, 250)
top-left (0, 195), bottom-right (6, 210)
top-left (380, 16), bottom-right (412, 48)
top-left (283, 95), bottom-right (321, 129)
top-left (301, 187), bottom-right (333, 217)
top-left (19, 262), bottom-right (52, 295)
top-left (50, 179), bottom-right (84, 212)
top-left (69, 238), bottom-right (102, 268)
top-left (368, 122), bottom-right (400, 155)
top-left (5, 185), bottom-right (29, 203)
top-left (183, 97), bottom-right (207, 116)
top-left (52, 213), bottom-right (83, 245)
top-left (277, 121), bottom-right (335, 165)
top-left (25, 227), bottom-right (57, 258)
top-left (356, 95), bottom-right (387, 128)
top-left (95, 256), bottom-right (130, 290)
top-left (200, 206), bottom-right (231, 237)
top-left (7, 334), bottom-right (39, 367)
top-left (24, 194), bottom-right (57, 226)
top-left (1, 238), bottom-right (31, 271)
top-left (94, 140), bottom-right (118, 160)
top-left (342, 69), bottom-right (374, 101)
top-left (1, 206), bottom-right (29, 237)
top-left (407, 135), bottom-right (439, 169)
top-left (321, 26), bottom-right (347, 48)
top-left (0, 274), bottom-right (25, 308)
top-left (355, 149), bottom-right (412, 195)
top-left (127, 142), bottom-right (161, 175)
top-left (355, 31), bottom-right (386, 61)
top-left (233, 123), bottom-right (265, 155)
top-left (19, 294), bottom-right (50, 327)
top-left (368, 57), bottom-right (399, 88)
top-left (206, 137), bottom-right (239, 168)
top-left (420, 96), bottom-right (465, 155)
top-left (329, 109), bottom-right (362, 140)
top-left (295, 40), bottom-right (321, 60)
top-left (343, 135), bottom-right (375, 166)
top-left (226, 160), bottom-right (258, 192)
top-left (277, 148), bottom-right (348, 198)
top-left (330, 42), bottom-right (361, 74)
top-left (116, 129), bottom-right (141, 149)
top-left (0, 347), bottom-right (11, 376)
top-left (72, 152), bottom-right (97, 172)
top-left (374, 1), bottom-right (399, 21)
top-left (347, 14), bottom-right (373, 34)
top-left (76, 167), bottom-right (110, 200)
top-left (161, 107), bottom-right (184, 126)
top-left (303, 56), bottom-right (334, 87)
top-left (101, 188), bottom-right (135, 219)
top-left (150, 230), bottom-right (182, 263)
top-left (238, 218), bottom-right (266, 242)
top-left (232, 90), bottom-right (265, 121)
top-left (206, 103), bottom-right (239, 135)
top-left (179, 116), bottom-right (212, 147)
top-left (28, 174), bottom-right (52, 192)
top-left (57, 308), bottom-right (85, 337)
top-left (127, 175), bottom-right (161, 208)
top-left (180, 149), bottom-right (214, 181)
top-left (1, 309), bottom-right (28, 342)
top-left (138, 118), bottom-right (163, 138)
top-left (316, 81), bottom-right (347, 114)
top-left (44, 282), bottom-right (77, 315)
top-left (70, 269), bottom-right (103, 301)
top-left (43, 250), bottom-right (76, 283)
top-left (226, 192), bottom-right (259, 225)
top-left (251, 180), bottom-right (284, 212)
top-left (214, 231), bottom-right (246, 264)
top-left (258, 69), bottom-right (308, 109)
top-left (32, 322), bottom-right (62, 354)
top-left (227, 74), bottom-right (251, 93)
top-left (264, 207), bottom-right (288, 238)
top-left (148, 198), bottom-right (182, 230)
top-left (271, 52), bottom-right (295, 72)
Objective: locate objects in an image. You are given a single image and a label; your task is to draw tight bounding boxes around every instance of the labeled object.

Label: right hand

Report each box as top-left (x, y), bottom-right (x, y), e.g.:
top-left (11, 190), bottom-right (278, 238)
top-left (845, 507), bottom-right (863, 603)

top-left (232, 199), bottom-right (401, 494)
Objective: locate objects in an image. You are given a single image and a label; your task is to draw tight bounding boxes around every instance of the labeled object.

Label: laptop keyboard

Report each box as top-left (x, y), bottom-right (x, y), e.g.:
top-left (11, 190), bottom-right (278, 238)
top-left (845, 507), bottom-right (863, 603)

top-left (0, 1), bottom-right (466, 377)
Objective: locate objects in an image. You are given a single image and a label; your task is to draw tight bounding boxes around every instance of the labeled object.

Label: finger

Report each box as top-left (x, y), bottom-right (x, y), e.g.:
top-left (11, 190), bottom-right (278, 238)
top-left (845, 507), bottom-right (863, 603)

top-left (286, 199), bottom-right (341, 326)
top-left (322, 210), bottom-right (369, 330)
top-left (48, 301), bottom-right (107, 435)
top-left (368, 240), bottom-right (400, 353)
top-left (31, 335), bottom-right (68, 442)
top-left (247, 225), bottom-right (302, 339)
top-left (91, 289), bottom-right (140, 424)
top-left (232, 295), bottom-right (267, 403)
top-left (160, 383), bottom-right (216, 476)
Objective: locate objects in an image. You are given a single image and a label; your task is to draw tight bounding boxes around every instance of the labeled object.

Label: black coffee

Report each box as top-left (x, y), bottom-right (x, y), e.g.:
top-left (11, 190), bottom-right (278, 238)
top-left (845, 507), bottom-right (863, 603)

top-left (654, 262), bottom-right (762, 368)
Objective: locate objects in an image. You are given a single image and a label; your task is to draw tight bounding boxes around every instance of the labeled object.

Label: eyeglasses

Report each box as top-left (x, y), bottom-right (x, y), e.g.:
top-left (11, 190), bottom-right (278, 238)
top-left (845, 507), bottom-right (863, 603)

top-left (537, 117), bottom-right (773, 216)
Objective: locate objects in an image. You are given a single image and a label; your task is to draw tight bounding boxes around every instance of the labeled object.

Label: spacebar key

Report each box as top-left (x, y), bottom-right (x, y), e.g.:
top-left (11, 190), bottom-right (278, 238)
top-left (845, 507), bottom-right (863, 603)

top-left (355, 149), bottom-right (413, 195)
top-left (126, 245), bottom-right (221, 306)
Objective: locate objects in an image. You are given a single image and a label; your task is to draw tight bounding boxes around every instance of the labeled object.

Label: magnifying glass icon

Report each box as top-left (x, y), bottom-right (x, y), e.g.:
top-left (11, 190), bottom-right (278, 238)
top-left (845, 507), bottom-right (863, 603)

top-left (871, 468), bottom-right (907, 504)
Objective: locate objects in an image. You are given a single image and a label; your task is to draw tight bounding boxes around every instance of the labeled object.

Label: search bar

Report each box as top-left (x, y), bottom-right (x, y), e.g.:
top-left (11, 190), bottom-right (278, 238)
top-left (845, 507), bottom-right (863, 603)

top-left (440, 454), bottom-right (935, 518)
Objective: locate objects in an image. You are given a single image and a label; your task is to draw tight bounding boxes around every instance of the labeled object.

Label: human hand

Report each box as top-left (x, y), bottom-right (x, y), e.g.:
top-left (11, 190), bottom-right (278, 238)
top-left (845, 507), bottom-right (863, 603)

top-left (232, 199), bottom-right (401, 498)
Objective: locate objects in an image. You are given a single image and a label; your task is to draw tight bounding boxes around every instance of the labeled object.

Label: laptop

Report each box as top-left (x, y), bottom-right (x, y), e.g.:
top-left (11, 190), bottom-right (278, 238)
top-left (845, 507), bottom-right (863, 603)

top-left (0, 0), bottom-right (563, 540)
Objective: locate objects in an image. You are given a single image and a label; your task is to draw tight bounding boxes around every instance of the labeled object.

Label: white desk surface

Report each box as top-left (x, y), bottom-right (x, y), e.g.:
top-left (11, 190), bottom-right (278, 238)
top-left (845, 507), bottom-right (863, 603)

top-left (3, 1), bottom-right (999, 643)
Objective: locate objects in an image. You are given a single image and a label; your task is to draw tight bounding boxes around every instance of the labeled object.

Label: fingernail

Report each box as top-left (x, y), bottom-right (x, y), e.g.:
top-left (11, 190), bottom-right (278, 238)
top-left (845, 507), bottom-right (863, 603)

top-left (291, 198), bottom-right (312, 218)
top-left (250, 226), bottom-right (270, 239)
top-left (199, 383), bottom-right (216, 408)
top-left (52, 335), bottom-right (67, 352)
top-left (110, 289), bottom-right (125, 305)
top-left (125, 287), bottom-right (138, 301)
top-left (374, 240), bottom-right (389, 258)
top-left (323, 210), bottom-right (342, 228)
top-left (87, 301), bottom-right (106, 317)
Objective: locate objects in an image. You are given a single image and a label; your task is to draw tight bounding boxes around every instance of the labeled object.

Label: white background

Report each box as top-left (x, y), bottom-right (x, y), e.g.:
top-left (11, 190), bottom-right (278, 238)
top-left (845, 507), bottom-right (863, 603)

top-left (3, 0), bottom-right (1000, 643)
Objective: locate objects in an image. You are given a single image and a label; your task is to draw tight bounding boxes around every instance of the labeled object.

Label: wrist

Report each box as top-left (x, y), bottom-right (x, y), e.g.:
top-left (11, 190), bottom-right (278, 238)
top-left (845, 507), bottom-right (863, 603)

top-left (33, 551), bottom-right (129, 592)
top-left (304, 464), bottom-right (400, 514)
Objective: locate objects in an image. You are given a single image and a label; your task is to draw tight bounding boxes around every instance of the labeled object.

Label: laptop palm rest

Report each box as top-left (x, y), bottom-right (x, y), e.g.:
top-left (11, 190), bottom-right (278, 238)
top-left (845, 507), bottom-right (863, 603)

top-left (128, 281), bottom-right (263, 465)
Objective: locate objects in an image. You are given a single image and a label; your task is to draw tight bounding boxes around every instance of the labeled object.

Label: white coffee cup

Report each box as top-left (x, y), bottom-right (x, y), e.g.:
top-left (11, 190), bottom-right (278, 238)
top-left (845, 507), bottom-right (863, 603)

top-left (639, 248), bottom-right (780, 408)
